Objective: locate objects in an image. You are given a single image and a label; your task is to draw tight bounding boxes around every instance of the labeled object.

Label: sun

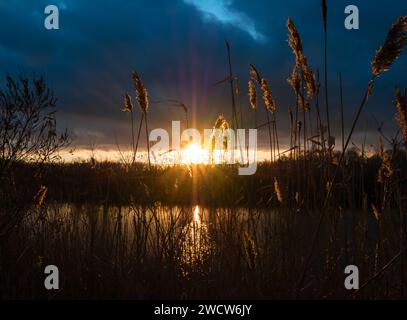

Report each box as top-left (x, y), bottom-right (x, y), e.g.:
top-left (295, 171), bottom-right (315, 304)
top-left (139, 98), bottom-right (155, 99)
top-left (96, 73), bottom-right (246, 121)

top-left (182, 143), bottom-right (208, 164)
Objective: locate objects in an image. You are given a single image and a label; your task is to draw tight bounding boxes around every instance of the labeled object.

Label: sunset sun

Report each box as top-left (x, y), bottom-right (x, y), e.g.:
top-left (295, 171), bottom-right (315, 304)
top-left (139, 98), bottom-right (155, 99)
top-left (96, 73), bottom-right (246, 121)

top-left (182, 143), bottom-right (208, 164)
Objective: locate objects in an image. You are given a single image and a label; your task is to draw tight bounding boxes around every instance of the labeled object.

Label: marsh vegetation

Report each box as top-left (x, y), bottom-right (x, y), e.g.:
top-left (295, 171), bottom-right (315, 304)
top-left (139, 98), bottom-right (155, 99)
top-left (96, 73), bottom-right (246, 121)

top-left (0, 7), bottom-right (406, 299)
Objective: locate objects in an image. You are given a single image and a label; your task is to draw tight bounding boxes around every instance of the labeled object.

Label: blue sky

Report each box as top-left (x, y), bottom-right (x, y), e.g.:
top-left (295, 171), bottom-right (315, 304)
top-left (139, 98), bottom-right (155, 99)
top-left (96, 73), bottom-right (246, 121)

top-left (0, 0), bottom-right (405, 150)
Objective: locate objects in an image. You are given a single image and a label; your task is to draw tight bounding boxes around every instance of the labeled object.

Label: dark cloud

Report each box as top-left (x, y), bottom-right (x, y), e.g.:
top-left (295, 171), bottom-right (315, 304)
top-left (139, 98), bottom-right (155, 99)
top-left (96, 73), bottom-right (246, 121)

top-left (0, 0), bottom-right (405, 150)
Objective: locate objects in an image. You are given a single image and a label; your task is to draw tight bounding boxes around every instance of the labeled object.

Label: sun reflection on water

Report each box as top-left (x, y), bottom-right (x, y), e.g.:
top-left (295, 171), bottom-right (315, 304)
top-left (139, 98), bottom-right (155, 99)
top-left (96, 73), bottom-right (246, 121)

top-left (193, 205), bottom-right (201, 224)
top-left (179, 205), bottom-right (211, 276)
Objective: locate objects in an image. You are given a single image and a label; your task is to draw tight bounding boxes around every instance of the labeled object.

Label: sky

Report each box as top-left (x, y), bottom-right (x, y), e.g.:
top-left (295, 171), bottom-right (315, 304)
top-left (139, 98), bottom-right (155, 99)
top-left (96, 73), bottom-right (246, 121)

top-left (0, 0), bottom-right (405, 156)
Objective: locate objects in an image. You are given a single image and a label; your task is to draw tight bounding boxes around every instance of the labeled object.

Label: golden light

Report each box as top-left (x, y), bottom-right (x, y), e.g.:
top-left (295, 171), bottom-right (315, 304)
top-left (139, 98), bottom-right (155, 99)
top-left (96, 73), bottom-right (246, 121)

top-left (182, 143), bottom-right (208, 164)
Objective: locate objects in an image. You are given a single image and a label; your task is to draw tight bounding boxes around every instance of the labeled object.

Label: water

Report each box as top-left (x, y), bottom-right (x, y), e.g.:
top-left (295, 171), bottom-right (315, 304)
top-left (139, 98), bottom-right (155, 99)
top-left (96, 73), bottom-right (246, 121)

top-left (28, 203), bottom-right (278, 276)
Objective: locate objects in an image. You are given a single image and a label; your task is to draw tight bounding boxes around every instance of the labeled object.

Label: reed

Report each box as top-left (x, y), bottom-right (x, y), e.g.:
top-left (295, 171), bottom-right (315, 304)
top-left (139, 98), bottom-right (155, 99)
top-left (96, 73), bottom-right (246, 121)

top-left (339, 73), bottom-right (345, 153)
top-left (122, 93), bottom-right (136, 164)
top-left (261, 78), bottom-right (280, 159)
top-left (225, 41), bottom-right (239, 130)
top-left (298, 15), bottom-right (407, 293)
top-left (248, 79), bottom-right (258, 128)
top-left (132, 71), bottom-right (151, 169)
top-left (372, 16), bottom-right (407, 77)
top-left (3, 10), bottom-right (407, 302)
top-left (321, 0), bottom-right (332, 154)
top-left (248, 65), bottom-right (278, 161)
top-left (287, 17), bottom-right (316, 158)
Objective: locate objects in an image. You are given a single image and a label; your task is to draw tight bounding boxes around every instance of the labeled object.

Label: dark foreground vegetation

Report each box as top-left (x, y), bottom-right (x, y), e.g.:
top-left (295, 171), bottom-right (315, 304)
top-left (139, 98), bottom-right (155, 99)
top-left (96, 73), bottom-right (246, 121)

top-left (1, 149), bottom-right (407, 299)
top-left (5, 151), bottom-right (407, 210)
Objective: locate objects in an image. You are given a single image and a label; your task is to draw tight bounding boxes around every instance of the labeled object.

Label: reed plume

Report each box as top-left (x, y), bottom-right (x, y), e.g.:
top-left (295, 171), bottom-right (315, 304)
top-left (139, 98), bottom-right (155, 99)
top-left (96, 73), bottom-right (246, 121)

top-left (394, 87), bottom-right (407, 150)
top-left (222, 118), bottom-right (230, 152)
top-left (372, 16), bottom-right (407, 77)
top-left (329, 15), bottom-right (407, 183)
top-left (214, 114), bottom-right (227, 129)
top-left (260, 79), bottom-right (276, 113)
top-left (287, 66), bottom-right (301, 95)
top-left (301, 17), bottom-right (407, 287)
top-left (212, 114), bottom-right (230, 160)
top-left (261, 78), bottom-right (280, 159)
top-left (132, 71), bottom-right (149, 114)
top-left (131, 71), bottom-right (151, 168)
top-left (297, 91), bottom-right (306, 112)
top-left (287, 17), bottom-right (303, 67)
top-left (221, 118), bottom-right (230, 130)
top-left (248, 64), bottom-right (279, 160)
top-left (249, 64), bottom-right (262, 85)
top-left (378, 137), bottom-right (393, 183)
top-left (210, 115), bottom-right (220, 161)
top-left (248, 80), bottom-right (257, 110)
top-left (287, 18), bottom-right (316, 158)
top-left (301, 60), bottom-right (316, 98)
top-left (287, 17), bottom-right (316, 101)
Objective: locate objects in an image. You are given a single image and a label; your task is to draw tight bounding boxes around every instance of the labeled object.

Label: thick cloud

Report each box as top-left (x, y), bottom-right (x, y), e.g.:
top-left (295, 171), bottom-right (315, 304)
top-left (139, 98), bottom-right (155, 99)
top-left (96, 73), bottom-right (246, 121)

top-left (0, 0), bottom-right (405, 151)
